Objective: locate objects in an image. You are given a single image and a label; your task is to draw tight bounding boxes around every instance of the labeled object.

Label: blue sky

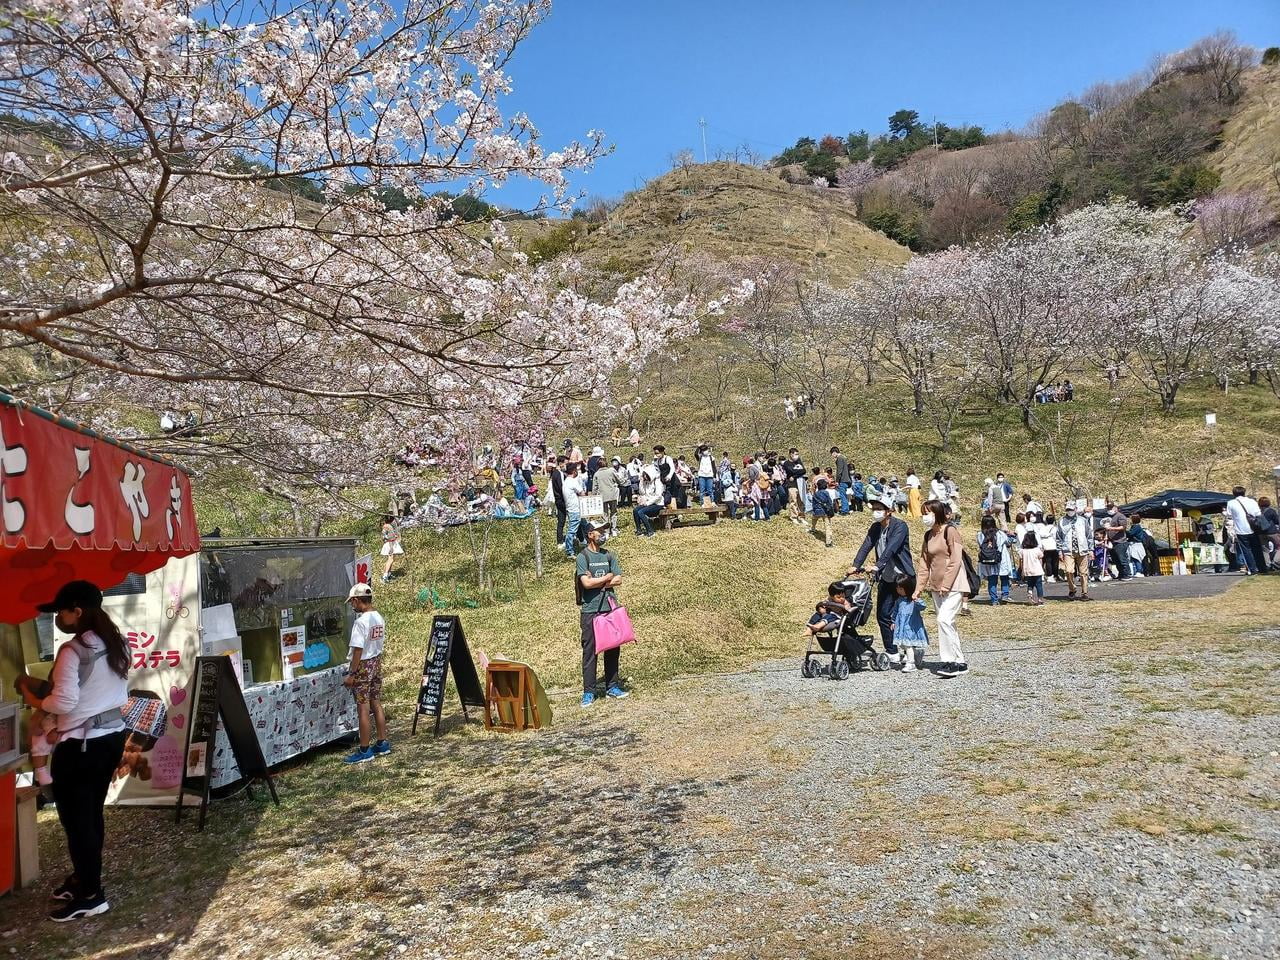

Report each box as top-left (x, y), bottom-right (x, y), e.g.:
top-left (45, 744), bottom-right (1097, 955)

top-left (490, 0), bottom-right (1278, 209)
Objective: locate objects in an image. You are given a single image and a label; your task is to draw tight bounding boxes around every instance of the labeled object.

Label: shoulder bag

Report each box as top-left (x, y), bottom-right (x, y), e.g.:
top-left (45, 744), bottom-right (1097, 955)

top-left (594, 595), bottom-right (637, 653)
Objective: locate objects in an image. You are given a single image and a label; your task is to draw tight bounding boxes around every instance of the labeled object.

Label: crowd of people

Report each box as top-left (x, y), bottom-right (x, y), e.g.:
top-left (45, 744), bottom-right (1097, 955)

top-left (387, 436), bottom-right (1277, 701)
top-left (413, 436), bottom-right (1277, 581)
top-left (1034, 380), bottom-right (1075, 404)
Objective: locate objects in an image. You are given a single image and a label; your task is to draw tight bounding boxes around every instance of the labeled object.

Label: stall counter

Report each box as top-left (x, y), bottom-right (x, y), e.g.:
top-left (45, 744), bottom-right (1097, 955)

top-left (211, 666), bottom-right (357, 787)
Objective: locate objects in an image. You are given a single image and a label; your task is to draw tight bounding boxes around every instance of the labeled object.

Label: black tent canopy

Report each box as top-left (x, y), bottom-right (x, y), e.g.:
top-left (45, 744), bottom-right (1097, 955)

top-left (1118, 489), bottom-right (1233, 520)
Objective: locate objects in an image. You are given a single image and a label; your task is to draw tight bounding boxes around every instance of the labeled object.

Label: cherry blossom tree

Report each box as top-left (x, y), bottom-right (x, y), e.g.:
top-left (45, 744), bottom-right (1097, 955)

top-left (1193, 192), bottom-right (1274, 250)
top-left (0, 1), bottom-right (745, 527)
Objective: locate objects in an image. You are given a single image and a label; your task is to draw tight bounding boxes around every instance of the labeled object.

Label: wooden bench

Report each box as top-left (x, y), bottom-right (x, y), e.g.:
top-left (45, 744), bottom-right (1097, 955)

top-left (656, 505), bottom-right (723, 531)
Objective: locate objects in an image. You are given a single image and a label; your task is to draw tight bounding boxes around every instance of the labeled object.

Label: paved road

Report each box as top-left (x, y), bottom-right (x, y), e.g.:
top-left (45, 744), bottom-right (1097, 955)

top-left (1001, 571), bottom-right (1250, 603)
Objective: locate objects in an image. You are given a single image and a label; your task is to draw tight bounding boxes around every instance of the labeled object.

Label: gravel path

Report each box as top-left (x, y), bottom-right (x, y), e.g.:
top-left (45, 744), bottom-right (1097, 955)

top-left (10, 617), bottom-right (1277, 960)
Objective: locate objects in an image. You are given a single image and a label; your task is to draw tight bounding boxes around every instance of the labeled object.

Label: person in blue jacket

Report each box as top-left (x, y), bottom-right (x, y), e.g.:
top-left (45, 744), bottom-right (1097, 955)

top-left (849, 496), bottom-right (914, 659)
top-left (810, 476), bottom-right (836, 548)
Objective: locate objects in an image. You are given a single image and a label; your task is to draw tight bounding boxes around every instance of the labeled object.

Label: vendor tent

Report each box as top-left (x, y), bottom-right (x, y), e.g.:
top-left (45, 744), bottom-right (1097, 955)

top-left (1118, 489), bottom-right (1233, 520)
top-left (0, 393), bottom-right (200, 623)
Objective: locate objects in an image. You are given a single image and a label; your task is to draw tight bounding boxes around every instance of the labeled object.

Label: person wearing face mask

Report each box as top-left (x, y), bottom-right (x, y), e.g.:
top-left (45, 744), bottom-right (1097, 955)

top-left (1055, 503), bottom-right (1094, 600)
top-left (914, 500), bottom-right (970, 677)
top-left (18, 581), bottom-right (129, 921)
top-left (849, 496), bottom-right (915, 661)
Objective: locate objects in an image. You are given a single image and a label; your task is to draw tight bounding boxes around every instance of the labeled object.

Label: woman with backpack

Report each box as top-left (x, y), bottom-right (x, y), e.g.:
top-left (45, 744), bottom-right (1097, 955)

top-left (914, 500), bottom-right (971, 677)
top-left (19, 581), bottom-right (129, 921)
top-left (977, 514), bottom-right (1014, 605)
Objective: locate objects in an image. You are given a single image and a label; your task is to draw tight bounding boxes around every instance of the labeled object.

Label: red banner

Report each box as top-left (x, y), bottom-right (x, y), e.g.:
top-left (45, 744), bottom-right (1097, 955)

top-left (0, 396), bottom-right (200, 623)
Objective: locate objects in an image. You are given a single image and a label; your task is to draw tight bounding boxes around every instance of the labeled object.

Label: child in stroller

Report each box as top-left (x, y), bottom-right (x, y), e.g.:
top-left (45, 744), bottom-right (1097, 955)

top-left (802, 577), bottom-right (891, 679)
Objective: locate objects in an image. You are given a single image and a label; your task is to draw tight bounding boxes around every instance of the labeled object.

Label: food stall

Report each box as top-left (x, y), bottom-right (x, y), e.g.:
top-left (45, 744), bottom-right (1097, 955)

top-left (0, 392), bottom-right (201, 890)
top-left (1118, 488), bottom-right (1234, 572)
top-left (195, 538), bottom-right (360, 788)
top-left (2, 395), bottom-right (363, 861)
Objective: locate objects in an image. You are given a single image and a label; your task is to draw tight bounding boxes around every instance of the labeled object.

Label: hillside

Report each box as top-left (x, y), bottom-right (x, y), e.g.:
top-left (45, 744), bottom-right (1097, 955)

top-left (579, 162), bottom-right (910, 282)
top-left (1210, 61), bottom-right (1280, 215)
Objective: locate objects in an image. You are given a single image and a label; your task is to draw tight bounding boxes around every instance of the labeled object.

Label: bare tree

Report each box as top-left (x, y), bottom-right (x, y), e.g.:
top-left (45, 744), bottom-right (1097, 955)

top-left (1169, 30), bottom-right (1258, 104)
top-left (680, 350), bottom-right (736, 423)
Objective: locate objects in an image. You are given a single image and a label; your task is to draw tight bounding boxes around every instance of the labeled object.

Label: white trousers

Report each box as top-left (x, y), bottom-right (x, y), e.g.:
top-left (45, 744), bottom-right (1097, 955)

top-left (932, 589), bottom-right (965, 664)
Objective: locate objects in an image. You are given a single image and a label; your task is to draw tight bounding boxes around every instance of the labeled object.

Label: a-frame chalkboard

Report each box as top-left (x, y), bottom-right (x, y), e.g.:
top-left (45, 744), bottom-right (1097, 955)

top-left (175, 656), bottom-right (279, 830)
top-left (412, 615), bottom-right (485, 737)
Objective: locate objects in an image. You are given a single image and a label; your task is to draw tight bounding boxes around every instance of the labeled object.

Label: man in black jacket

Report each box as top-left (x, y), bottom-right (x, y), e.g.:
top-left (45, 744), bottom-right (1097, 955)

top-left (784, 448), bottom-right (808, 524)
top-left (849, 496), bottom-right (914, 657)
top-left (549, 455), bottom-right (568, 544)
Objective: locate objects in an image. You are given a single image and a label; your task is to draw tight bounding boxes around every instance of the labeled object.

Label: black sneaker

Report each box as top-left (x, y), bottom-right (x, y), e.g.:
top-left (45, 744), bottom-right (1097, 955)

top-left (49, 892), bottom-right (109, 922)
top-left (51, 875), bottom-right (77, 901)
top-left (938, 662), bottom-right (970, 679)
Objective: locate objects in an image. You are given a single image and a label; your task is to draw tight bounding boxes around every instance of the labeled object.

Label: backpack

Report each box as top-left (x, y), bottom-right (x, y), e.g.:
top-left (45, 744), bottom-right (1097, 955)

top-left (978, 532), bottom-right (1002, 565)
top-left (1247, 500), bottom-right (1276, 534)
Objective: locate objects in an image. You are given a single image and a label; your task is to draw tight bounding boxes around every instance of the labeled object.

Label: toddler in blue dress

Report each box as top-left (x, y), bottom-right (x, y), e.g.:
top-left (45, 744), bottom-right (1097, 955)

top-left (892, 577), bottom-right (929, 673)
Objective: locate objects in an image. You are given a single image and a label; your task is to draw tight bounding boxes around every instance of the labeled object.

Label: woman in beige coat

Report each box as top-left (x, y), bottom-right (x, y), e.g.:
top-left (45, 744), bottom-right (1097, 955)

top-left (913, 499), bottom-right (970, 678)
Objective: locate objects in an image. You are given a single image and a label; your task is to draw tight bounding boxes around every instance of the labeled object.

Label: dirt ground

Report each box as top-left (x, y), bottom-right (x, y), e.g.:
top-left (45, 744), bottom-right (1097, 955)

top-left (5, 576), bottom-right (1278, 960)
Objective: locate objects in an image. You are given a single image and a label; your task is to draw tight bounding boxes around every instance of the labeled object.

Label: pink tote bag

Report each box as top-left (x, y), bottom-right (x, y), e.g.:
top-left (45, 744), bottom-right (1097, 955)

top-left (594, 595), bottom-right (636, 653)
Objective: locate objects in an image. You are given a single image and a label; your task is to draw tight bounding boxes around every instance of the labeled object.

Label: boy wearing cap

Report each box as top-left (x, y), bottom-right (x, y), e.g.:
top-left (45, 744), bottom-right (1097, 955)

top-left (342, 583), bottom-right (389, 764)
top-left (576, 522), bottom-right (628, 706)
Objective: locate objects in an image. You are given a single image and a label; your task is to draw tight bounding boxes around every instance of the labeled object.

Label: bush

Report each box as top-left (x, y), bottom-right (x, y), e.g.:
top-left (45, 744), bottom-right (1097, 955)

top-left (772, 137), bottom-right (817, 166)
top-left (818, 134), bottom-right (846, 156)
top-left (803, 152), bottom-right (840, 183)
top-left (1263, 47), bottom-right (1280, 66)
top-left (863, 209), bottom-right (921, 250)
top-left (1148, 162), bottom-right (1221, 205)
top-left (523, 220), bottom-right (588, 264)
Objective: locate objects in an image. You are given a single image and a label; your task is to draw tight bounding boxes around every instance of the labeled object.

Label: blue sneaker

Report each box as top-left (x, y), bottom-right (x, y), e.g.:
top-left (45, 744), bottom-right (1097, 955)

top-left (580, 692), bottom-right (596, 707)
top-left (373, 740), bottom-right (391, 756)
top-left (605, 684), bottom-right (630, 700)
top-left (343, 746), bottom-right (375, 764)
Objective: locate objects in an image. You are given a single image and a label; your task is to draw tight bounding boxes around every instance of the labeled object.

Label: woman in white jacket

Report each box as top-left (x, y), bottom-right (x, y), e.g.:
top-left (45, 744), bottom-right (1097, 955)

top-left (631, 464), bottom-right (665, 537)
top-left (20, 581), bottom-right (129, 922)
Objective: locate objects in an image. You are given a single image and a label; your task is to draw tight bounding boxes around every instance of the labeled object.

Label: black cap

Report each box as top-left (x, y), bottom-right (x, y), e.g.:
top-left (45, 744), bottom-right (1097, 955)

top-left (37, 580), bottom-right (104, 613)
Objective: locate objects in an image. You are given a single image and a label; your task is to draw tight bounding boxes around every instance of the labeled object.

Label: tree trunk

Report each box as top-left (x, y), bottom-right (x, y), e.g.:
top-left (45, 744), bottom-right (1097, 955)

top-left (912, 383), bottom-right (924, 416)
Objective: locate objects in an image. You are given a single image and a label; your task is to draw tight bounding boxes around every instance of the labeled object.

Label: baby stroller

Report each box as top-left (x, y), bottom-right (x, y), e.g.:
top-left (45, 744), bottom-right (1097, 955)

top-left (801, 576), bottom-right (890, 679)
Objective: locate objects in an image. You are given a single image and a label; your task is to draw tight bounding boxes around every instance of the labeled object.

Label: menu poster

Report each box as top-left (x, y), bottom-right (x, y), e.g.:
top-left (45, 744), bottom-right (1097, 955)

top-left (279, 625), bottom-right (306, 680)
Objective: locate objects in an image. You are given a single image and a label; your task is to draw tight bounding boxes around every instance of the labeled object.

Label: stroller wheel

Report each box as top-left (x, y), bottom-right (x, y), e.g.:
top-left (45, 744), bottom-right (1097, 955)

top-left (801, 659), bottom-right (817, 679)
top-left (872, 652), bottom-right (890, 672)
top-left (834, 660), bottom-right (850, 680)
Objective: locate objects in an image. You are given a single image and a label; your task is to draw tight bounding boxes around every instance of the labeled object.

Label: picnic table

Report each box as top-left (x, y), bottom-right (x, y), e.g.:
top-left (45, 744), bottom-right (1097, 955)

top-left (656, 505), bottom-right (723, 531)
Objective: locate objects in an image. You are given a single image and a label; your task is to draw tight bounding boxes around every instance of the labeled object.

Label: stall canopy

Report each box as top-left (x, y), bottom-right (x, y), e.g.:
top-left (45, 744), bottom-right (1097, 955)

top-left (1118, 489), bottom-right (1234, 520)
top-left (0, 393), bottom-right (200, 624)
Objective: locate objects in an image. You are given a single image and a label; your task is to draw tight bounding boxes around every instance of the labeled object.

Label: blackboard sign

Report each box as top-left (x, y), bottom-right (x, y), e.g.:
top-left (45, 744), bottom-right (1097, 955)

top-left (412, 615), bottom-right (485, 737)
top-left (175, 656), bottom-right (279, 830)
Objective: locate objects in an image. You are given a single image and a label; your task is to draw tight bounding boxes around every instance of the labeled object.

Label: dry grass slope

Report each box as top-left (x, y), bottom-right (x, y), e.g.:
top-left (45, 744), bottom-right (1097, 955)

top-left (581, 161), bottom-right (910, 282)
top-left (1210, 62), bottom-right (1280, 215)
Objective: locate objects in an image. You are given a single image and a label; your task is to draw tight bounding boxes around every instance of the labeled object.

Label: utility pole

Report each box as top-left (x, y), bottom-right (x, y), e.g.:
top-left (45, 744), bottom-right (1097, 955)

top-left (699, 117), bottom-right (708, 163)
top-left (933, 116), bottom-right (939, 150)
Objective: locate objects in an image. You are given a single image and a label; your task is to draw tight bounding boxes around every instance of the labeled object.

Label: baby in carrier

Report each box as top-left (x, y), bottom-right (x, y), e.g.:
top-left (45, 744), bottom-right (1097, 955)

top-left (14, 674), bottom-right (60, 787)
